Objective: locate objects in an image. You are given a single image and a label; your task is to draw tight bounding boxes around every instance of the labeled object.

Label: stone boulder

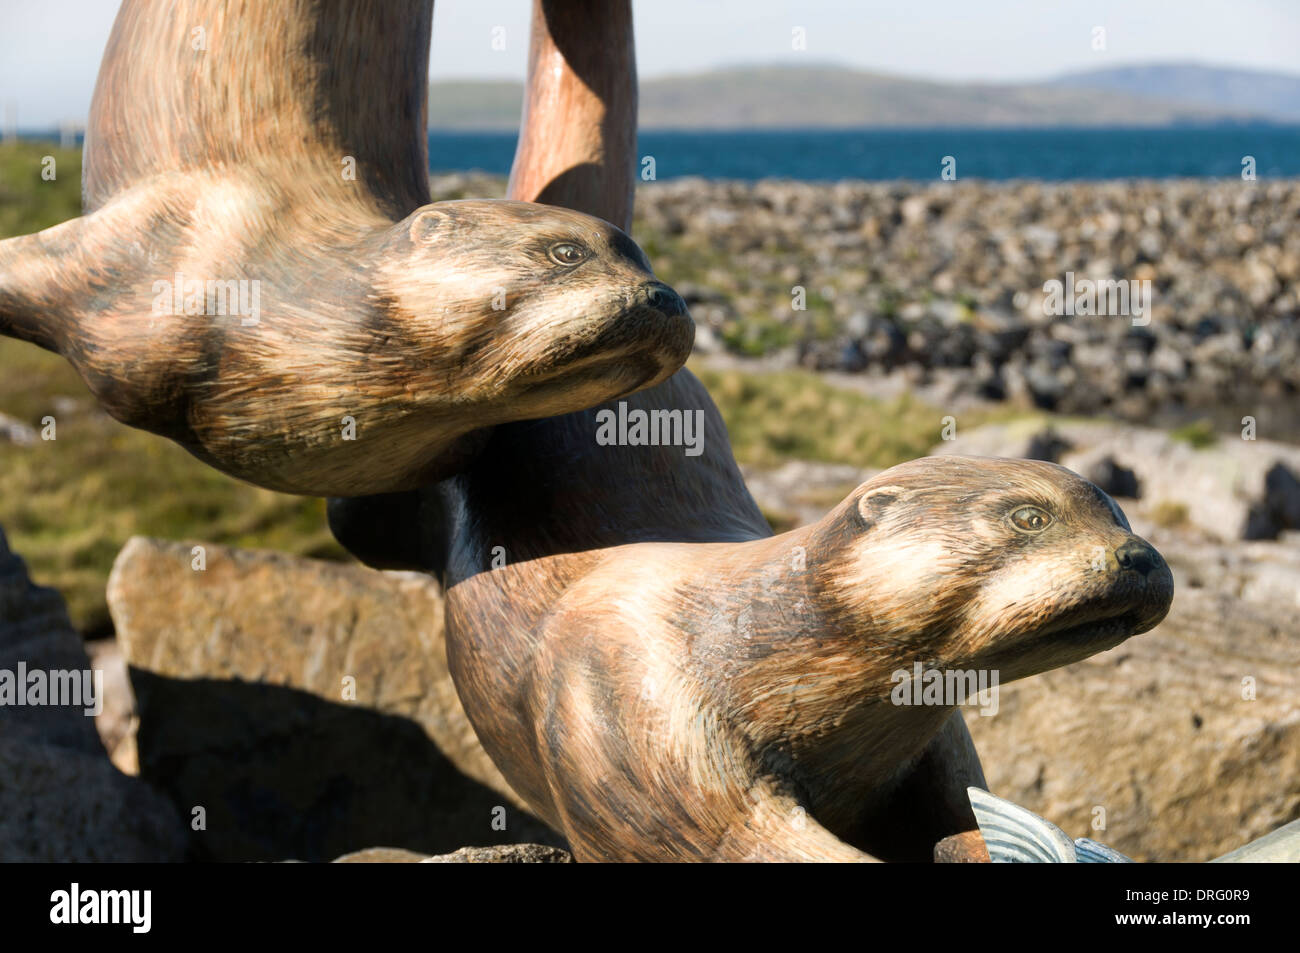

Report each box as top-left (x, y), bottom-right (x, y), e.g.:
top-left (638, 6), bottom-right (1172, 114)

top-left (1085, 455), bottom-right (1141, 499)
top-left (107, 537), bottom-right (561, 862)
top-left (1243, 462), bottom-right (1300, 540)
top-left (0, 412), bottom-right (37, 446)
top-left (85, 637), bottom-right (138, 774)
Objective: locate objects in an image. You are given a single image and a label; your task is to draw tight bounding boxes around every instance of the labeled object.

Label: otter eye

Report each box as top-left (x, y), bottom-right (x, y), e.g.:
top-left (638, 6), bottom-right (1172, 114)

top-left (1009, 505), bottom-right (1053, 533)
top-left (548, 242), bottom-right (588, 266)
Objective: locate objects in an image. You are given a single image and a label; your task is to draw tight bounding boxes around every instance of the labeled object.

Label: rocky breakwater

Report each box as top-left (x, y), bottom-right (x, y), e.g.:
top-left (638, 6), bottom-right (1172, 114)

top-left (628, 177), bottom-right (1300, 438)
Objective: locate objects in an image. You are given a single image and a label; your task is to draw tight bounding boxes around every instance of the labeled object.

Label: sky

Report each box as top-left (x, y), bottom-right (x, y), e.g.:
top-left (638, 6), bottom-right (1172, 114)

top-left (1, 0), bottom-right (1298, 127)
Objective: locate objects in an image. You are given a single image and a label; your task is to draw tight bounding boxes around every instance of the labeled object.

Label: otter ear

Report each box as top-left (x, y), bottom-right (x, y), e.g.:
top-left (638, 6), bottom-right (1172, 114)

top-left (856, 484), bottom-right (906, 530)
top-left (407, 209), bottom-right (447, 245)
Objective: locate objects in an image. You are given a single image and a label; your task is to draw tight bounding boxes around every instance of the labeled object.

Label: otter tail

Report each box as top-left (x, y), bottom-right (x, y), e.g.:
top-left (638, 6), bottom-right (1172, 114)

top-left (0, 230), bottom-right (64, 353)
top-left (1, 200), bottom-right (142, 357)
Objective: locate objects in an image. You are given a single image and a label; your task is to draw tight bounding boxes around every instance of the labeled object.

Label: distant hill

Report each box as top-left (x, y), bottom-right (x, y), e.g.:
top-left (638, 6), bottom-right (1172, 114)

top-left (1049, 63), bottom-right (1300, 123)
top-left (428, 63), bottom-right (1298, 130)
top-left (423, 80), bottom-right (524, 128)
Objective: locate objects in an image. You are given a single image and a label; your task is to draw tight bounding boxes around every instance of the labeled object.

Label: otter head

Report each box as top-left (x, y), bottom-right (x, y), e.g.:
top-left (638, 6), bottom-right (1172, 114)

top-left (819, 455), bottom-right (1173, 684)
top-left (375, 199), bottom-right (694, 421)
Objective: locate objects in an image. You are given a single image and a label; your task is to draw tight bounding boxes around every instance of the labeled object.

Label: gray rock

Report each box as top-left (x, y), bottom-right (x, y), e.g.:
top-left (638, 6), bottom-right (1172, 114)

top-left (1023, 361), bottom-right (1065, 410)
top-left (0, 525), bottom-right (104, 752)
top-left (85, 637), bottom-right (138, 774)
top-left (0, 737), bottom-right (187, 862)
top-left (419, 844), bottom-right (573, 864)
top-left (0, 526), bottom-right (187, 861)
top-left (1087, 456), bottom-right (1142, 499)
top-left (0, 412), bottom-right (36, 445)
top-left (1024, 427), bottom-right (1073, 463)
top-left (1243, 462), bottom-right (1300, 540)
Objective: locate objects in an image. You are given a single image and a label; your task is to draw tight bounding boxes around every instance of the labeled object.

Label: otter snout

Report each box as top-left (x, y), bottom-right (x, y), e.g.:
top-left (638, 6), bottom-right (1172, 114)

top-left (1109, 533), bottom-right (1174, 635)
top-left (640, 281), bottom-right (689, 319)
top-left (1115, 538), bottom-right (1162, 576)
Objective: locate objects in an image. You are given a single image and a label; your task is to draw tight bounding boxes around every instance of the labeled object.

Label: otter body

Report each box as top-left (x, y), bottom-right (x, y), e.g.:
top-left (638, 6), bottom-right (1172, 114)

top-left (438, 455), bottom-right (1172, 862)
top-left (2, 187), bottom-right (690, 495)
top-left (0, 0), bottom-right (692, 495)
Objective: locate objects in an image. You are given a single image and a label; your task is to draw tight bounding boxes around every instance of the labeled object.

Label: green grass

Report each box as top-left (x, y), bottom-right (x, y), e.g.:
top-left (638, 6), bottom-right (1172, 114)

top-left (1169, 418), bottom-right (1218, 449)
top-left (695, 363), bottom-right (952, 470)
top-left (0, 142), bottom-right (83, 237)
top-left (719, 317), bottom-right (796, 357)
top-left (1150, 500), bottom-right (1190, 529)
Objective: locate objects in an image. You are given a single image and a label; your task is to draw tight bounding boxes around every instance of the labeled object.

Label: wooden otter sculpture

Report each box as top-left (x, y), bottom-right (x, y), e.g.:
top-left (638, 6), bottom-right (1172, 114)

top-left (0, 0), bottom-right (692, 495)
top-left (331, 0), bottom-right (1172, 862)
top-left (441, 457), bottom-right (1173, 861)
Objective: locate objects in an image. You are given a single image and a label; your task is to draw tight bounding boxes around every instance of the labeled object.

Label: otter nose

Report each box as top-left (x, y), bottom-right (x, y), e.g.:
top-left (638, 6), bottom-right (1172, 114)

top-left (1115, 539), bottom-right (1160, 575)
top-left (642, 281), bottom-right (688, 318)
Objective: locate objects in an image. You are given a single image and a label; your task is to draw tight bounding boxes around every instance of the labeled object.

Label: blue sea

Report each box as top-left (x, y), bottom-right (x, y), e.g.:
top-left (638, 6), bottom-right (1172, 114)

top-left (429, 125), bottom-right (1300, 181)
top-left (20, 125), bottom-right (1299, 181)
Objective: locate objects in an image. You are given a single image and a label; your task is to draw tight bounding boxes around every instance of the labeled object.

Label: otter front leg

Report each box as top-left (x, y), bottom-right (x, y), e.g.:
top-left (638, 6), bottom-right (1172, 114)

top-left (530, 646), bottom-right (876, 862)
top-left (0, 216), bottom-right (95, 353)
top-left (850, 712), bottom-right (989, 861)
top-left (0, 189), bottom-right (192, 433)
top-left (713, 781), bottom-right (879, 863)
top-left (546, 747), bottom-right (876, 863)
